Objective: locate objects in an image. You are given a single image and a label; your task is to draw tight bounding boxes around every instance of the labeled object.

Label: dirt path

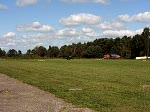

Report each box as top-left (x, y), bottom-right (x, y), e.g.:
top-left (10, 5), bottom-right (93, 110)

top-left (0, 74), bottom-right (95, 112)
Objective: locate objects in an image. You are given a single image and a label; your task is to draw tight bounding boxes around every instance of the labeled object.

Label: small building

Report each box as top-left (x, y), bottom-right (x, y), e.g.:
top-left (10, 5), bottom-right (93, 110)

top-left (111, 54), bottom-right (120, 59)
top-left (104, 54), bottom-right (120, 59)
top-left (104, 55), bottom-right (110, 59)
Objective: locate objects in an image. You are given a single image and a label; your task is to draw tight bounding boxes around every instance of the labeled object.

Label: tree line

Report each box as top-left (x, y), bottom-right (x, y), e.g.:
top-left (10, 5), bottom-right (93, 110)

top-left (0, 27), bottom-right (150, 59)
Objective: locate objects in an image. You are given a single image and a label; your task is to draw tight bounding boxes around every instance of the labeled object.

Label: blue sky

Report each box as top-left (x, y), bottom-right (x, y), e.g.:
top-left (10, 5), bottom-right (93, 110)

top-left (0, 0), bottom-right (150, 53)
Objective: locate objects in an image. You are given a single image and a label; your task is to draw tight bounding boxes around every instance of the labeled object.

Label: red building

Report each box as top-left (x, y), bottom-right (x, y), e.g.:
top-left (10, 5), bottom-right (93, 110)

top-left (104, 54), bottom-right (120, 59)
top-left (104, 55), bottom-right (110, 59)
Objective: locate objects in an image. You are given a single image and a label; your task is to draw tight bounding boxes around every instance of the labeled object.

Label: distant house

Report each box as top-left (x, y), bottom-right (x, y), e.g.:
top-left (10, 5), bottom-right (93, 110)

top-left (111, 54), bottom-right (120, 59)
top-left (104, 54), bottom-right (120, 59)
top-left (104, 55), bottom-right (110, 59)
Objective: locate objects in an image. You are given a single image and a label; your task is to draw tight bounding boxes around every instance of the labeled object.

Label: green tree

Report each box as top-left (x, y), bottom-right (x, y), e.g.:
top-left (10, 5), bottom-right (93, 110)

top-left (7, 49), bottom-right (17, 58)
top-left (59, 45), bottom-right (72, 57)
top-left (0, 48), bottom-right (6, 58)
top-left (131, 34), bottom-right (145, 58)
top-left (111, 37), bottom-right (122, 55)
top-left (25, 49), bottom-right (32, 58)
top-left (120, 36), bottom-right (132, 58)
top-left (85, 45), bottom-right (102, 58)
top-left (141, 27), bottom-right (150, 57)
top-left (48, 46), bottom-right (60, 58)
top-left (32, 46), bottom-right (47, 58)
top-left (71, 42), bottom-right (86, 58)
top-left (17, 50), bottom-right (22, 58)
top-left (47, 46), bottom-right (52, 57)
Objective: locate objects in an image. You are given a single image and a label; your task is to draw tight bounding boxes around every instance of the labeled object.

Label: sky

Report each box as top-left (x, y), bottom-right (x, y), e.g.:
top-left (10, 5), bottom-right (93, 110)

top-left (0, 0), bottom-right (150, 53)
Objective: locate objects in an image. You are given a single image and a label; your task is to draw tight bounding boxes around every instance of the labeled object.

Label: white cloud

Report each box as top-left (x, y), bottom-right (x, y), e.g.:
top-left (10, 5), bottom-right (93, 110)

top-left (60, 13), bottom-right (103, 26)
top-left (93, 0), bottom-right (111, 5)
top-left (60, 0), bottom-right (111, 5)
top-left (103, 29), bottom-right (143, 38)
top-left (82, 28), bottom-right (93, 33)
top-left (0, 4), bottom-right (8, 10)
top-left (0, 32), bottom-right (16, 50)
top-left (56, 28), bottom-right (80, 37)
top-left (120, 0), bottom-right (136, 2)
top-left (84, 31), bottom-right (100, 37)
top-left (0, 32), bottom-right (16, 38)
top-left (17, 22), bottom-right (55, 32)
top-left (95, 21), bottom-right (127, 30)
top-left (16, 0), bottom-right (38, 7)
top-left (56, 27), bottom-right (100, 38)
top-left (32, 22), bottom-right (41, 28)
top-left (10, 34), bottom-right (50, 52)
top-left (70, 36), bottom-right (95, 44)
top-left (7, 43), bottom-right (16, 46)
top-left (57, 27), bottom-right (101, 44)
top-left (61, 0), bottom-right (87, 3)
top-left (81, 28), bottom-right (100, 37)
top-left (119, 12), bottom-right (150, 22)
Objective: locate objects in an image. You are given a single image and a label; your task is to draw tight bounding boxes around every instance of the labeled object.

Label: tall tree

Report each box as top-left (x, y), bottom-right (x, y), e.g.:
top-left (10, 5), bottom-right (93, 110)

top-left (32, 46), bottom-right (47, 57)
top-left (141, 27), bottom-right (150, 56)
top-left (111, 37), bottom-right (122, 55)
top-left (131, 34), bottom-right (145, 58)
top-left (120, 36), bottom-right (132, 58)
top-left (7, 49), bottom-right (17, 58)
top-left (59, 45), bottom-right (72, 57)
top-left (48, 46), bottom-right (60, 58)
top-left (17, 50), bottom-right (22, 57)
top-left (26, 49), bottom-right (32, 58)
top-left (85, 45), bottom-right (102, 58)
top-left (47, 46), bottom-right (52, 57)
top-left (0, 48), bottom-right (6, 58)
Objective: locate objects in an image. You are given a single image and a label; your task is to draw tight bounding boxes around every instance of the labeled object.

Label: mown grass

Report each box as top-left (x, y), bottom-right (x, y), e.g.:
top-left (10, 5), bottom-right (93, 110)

top-left (0, 59), bottom-right (150, 112)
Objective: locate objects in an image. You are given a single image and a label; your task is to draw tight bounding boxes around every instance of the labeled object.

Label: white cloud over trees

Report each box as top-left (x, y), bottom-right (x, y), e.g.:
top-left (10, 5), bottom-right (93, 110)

top-left (102, 29), bottom-right (143, 38)
top-left (95, 21), bottom-right (127, 30)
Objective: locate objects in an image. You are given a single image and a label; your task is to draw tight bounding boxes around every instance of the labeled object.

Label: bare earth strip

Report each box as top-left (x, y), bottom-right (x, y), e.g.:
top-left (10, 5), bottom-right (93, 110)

top-left (0, 74), bottom-right (95, 112)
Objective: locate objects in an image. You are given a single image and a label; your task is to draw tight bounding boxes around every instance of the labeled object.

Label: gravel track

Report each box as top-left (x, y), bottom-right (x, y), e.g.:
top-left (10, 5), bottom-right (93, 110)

top-left (0, 74), bottom-right (95, 112)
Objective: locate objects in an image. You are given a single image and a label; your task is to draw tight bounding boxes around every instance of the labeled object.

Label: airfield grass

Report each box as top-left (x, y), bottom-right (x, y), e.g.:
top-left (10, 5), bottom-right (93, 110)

top-left (0, 59), bottom-right (150, 112)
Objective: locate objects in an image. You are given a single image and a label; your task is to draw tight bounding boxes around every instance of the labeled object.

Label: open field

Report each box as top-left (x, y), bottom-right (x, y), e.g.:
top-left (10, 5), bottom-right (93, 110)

top-left (0, 59), bottom-right (150, 112)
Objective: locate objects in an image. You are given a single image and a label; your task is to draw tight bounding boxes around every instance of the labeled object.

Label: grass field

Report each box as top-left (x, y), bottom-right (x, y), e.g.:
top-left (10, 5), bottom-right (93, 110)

top-left (0, 59), bottom-right (150, 112)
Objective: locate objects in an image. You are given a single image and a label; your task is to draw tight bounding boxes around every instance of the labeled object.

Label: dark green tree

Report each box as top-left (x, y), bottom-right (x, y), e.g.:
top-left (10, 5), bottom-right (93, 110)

top-left (25, 49), bottom-right (32, 58)
top-left (120, 36), bottom-right (132, 58)
top-left (85, 45), bottom-right (102, 58)
top-left (48, 46), bottom-right (60, 58)
top-left (0, 48), bottom-right (6, 58)
top-left (141, 27), bottom-right (150, 57)
top-left (7, 49), bottom-right (17, 58)
top-left (111, 37), bottom-right (122, 55)
top-left (32, 46), bottom-right (47, 57)
top-left (17, 50), bottom-right (22, 57)
top-left (59, 45), bottom-right (72, 57)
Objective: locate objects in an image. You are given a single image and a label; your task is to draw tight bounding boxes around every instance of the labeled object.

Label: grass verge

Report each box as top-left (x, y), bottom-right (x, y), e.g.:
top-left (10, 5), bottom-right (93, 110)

top-left (0, 59), bottom-right (150, 112)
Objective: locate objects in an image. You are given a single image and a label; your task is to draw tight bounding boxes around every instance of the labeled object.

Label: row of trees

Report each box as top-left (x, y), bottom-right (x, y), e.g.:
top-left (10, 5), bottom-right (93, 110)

top-left (0, 27), bottom-right (150, 59)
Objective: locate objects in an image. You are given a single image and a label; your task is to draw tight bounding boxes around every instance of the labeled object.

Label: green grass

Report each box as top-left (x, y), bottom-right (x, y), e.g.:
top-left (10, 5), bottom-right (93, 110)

top-left (0, 59), bottom-right (150, 112)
